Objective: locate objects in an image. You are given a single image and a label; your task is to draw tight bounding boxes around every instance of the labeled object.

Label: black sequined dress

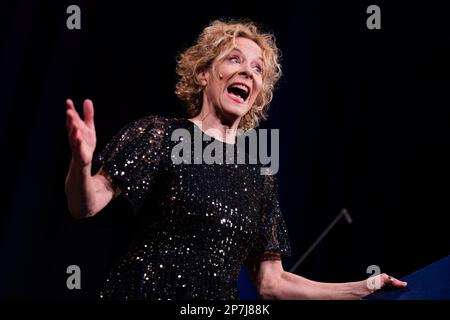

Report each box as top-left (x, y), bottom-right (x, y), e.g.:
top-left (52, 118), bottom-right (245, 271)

top-left (95, 116), bottom-right (290, 300)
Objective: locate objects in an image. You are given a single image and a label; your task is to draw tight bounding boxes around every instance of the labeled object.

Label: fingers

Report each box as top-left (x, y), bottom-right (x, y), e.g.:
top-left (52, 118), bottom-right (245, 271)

top-left (83, 99), bottom-right (95, 129)
top-left (66, 99), bottom-right (74, 110)
top-left (68, 124), bottom-right (81, 150)
top-left (382, 273), bottom-right (407, 288)
top-left (66, 98), bottom-right (96, 134)
top-left (66, 99), bottom-right (74, 132)
top-left (66, 109), bottom-right (83, 135)
top-left (66, 99), bottom-right (96, 163)
top-left (66, 99), bottom-right (83, 131)
top-left (66, 99), bottom-right (84, 144)
top-left (391, 277), bottom-right (408, 287)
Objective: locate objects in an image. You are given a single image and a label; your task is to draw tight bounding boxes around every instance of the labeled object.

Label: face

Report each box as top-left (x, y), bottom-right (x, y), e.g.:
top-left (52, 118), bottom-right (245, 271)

top-left (198, 37), bottom-right (264, 121)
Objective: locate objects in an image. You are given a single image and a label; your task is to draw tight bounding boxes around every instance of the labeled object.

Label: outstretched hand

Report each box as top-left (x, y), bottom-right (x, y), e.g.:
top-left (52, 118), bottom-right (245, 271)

top-left (66, 99), bottom-right (97, 167)
top-left (364, 273), bottom-right (408, 297)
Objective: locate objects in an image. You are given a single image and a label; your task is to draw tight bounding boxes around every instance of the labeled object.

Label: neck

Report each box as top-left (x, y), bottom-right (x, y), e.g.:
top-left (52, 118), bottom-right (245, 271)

top-left (189, 103), bottom-right (240, 144)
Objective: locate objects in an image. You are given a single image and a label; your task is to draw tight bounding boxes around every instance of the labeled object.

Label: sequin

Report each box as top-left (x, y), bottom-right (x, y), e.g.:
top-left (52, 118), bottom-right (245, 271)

top-left (96, 116), bottom-right (290, 300)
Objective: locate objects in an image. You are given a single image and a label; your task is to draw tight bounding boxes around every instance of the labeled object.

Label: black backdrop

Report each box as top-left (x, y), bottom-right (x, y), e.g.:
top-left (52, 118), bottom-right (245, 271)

top-left (0, 0), bottom-right (449, 299)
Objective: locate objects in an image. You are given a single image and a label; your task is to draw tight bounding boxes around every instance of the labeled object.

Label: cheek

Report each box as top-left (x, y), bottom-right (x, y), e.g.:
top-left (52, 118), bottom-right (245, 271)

top-left (252, 81), bottom-right (263, 99)
top-left (217, 62), bottom-right (236, 78)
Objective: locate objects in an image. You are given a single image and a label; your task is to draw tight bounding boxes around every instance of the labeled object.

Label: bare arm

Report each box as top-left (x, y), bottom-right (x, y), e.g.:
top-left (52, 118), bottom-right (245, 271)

top-left (64, 99), bottom-right (119, 219)
top-left (65, 161), bottom-right (119, 219)
top-left (250, 259), bottom-right (407, 300)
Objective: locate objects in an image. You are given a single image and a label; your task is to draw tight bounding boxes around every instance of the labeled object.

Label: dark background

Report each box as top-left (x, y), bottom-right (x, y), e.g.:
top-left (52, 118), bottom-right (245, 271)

top-left (0, 0), bottom-right (449, 299)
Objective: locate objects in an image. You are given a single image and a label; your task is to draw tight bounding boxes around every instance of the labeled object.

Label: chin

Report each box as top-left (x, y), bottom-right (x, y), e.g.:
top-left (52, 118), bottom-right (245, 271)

top-left (221, 103), bottom-right (251, 119)
top-left (221, 97), bottom-right (252, 117)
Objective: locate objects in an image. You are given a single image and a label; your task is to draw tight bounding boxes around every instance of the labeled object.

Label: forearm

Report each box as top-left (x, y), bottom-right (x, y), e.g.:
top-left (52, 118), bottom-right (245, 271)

top-left (264, 271), bottom-right (368, 300)
top-left (65, 159), bottom-right (110, 218)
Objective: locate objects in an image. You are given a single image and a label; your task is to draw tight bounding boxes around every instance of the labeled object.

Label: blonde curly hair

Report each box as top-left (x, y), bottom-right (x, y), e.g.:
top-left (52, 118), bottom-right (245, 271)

top-left (175, 20), bottom-right (282, 130)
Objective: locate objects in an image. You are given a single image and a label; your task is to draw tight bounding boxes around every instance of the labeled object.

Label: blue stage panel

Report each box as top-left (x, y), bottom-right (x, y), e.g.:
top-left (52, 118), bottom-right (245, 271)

top-left (365, 255), bottom-right (450, 300)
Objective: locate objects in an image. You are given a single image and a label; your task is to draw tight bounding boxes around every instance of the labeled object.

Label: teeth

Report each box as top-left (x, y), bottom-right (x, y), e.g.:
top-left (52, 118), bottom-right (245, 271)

top-left (230, 84), bottom-right (249, 93)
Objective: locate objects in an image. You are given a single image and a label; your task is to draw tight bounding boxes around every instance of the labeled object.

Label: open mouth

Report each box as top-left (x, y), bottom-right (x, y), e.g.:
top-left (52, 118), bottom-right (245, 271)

top-left (226, 82), bottom-right (250, 104)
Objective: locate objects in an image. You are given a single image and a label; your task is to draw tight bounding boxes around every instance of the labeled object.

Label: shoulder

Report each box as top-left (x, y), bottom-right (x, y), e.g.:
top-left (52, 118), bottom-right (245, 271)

top-left (126, 115), bottom-right (172, 131)
top-left (119, 115), bottom-right (187, 138)
top-left (131, 115), bottom-right (188, 130)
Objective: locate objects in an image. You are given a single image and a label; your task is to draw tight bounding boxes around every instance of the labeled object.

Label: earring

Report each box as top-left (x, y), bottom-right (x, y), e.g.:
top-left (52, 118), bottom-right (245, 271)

top-left (219, 72), bottom-right (223, 79)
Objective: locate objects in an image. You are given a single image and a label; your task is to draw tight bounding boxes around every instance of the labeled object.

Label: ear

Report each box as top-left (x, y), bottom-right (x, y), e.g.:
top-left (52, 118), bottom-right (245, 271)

top-left (196, 70), bottom-right (209, 86)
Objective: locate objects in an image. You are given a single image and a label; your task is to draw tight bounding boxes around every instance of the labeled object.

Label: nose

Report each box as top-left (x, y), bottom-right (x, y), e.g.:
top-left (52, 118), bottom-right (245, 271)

top-left (238, 63), bottom-right (253, 80)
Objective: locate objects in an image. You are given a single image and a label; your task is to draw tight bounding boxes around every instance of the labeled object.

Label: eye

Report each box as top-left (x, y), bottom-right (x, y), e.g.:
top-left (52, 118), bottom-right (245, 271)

top-left (254, 65), bottom-right (263, 74)
top-left (229, 56), bottom-right (240, 63)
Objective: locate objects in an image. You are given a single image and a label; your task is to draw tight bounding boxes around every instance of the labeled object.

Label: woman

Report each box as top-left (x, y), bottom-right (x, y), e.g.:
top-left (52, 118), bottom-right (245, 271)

top-left (65, 20), bottom-right (406, 299)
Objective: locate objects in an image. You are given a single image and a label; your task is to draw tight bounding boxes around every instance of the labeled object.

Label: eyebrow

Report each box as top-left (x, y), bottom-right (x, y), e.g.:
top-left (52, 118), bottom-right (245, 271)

top-left (229, 47), bottom-right (263, 63)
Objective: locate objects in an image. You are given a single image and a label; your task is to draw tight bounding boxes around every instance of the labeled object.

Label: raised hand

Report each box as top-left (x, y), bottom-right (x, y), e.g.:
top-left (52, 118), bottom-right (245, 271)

top-left (66, 99), bottom-right (97, 167)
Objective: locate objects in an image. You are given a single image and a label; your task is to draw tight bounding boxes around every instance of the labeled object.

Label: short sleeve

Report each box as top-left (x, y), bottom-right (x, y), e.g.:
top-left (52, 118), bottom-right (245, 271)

top-left (250, 174), bottom-right (291, 259)
top-left (94, 115), bottom-right (170, 213)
